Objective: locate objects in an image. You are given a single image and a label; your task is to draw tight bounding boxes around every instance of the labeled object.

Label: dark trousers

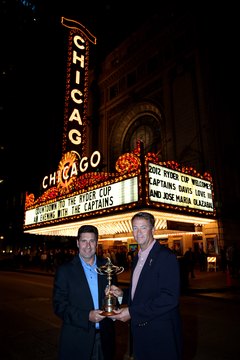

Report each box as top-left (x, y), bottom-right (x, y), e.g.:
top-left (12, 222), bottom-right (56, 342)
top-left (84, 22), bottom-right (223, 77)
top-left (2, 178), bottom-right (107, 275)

top-left (91, 332), bottom-right (104, 360)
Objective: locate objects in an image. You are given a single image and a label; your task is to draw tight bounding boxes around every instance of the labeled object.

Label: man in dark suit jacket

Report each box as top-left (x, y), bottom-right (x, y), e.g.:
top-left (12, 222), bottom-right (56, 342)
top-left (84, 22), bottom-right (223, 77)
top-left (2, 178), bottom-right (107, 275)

top-left (53, 225), bottom-right (116, 360)
top-left (109, 212), bottom-right (183, 360)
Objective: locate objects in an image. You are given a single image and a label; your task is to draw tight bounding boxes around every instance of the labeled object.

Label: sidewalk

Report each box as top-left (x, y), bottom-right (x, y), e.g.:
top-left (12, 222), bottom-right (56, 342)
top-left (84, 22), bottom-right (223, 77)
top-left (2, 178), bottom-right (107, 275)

top-left (183, 269), bottom-right (240, 302)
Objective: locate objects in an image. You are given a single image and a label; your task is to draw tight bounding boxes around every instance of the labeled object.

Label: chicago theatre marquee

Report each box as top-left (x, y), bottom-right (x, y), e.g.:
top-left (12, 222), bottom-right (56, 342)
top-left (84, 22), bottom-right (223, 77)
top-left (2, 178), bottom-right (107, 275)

top-left (23, 18), bottom-right (219, 255)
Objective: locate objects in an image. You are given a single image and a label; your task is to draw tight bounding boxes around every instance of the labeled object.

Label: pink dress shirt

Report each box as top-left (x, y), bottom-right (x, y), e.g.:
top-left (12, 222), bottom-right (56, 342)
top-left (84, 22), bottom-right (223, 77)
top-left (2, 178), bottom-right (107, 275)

top-left (131, 240), bottom-right (156, 299)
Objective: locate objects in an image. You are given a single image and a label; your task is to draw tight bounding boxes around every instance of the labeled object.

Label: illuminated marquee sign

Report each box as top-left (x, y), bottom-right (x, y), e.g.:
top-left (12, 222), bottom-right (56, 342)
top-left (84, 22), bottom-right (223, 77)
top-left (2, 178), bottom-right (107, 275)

top-left (24, 177), bottom-right (138, 226)
top-left (148, 163), bottom-right (214, 212)
top-left (61, 17), bottom-right (97, 158)
top-left (39, 18), bottom-right (98, 193)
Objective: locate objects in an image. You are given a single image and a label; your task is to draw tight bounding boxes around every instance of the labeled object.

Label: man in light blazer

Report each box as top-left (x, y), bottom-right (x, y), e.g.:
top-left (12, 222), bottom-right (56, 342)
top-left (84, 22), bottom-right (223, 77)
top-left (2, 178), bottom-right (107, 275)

top-left (53, 224), bottom-right (116, 360)
top-left (109, 212), bottom-right (183, 360)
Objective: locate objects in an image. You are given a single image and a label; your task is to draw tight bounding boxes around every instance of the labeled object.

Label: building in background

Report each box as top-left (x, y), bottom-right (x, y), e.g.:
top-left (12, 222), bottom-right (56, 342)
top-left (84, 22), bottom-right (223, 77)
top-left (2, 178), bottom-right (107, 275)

top-left (87, 7), bottom-right (238, 249)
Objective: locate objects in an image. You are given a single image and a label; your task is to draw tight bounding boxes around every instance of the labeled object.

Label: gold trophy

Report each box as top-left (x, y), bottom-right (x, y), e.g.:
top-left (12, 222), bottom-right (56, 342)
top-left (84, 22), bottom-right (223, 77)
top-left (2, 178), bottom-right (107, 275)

top-left (96, 257), bottom-right (124, 315)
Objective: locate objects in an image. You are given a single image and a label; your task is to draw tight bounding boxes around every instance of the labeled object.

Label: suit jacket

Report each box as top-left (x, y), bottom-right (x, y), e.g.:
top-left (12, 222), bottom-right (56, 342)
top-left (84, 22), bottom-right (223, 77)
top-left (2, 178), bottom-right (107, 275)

top-left (53, 255), bottom-right (116, 360)
top-left (128, 241), bottom-right (182, 360)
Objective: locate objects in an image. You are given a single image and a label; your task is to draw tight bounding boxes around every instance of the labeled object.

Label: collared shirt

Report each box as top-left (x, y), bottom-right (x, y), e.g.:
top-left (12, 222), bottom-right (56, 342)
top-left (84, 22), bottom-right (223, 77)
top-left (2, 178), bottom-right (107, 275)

top-left (80, 255), bottom-right (100, 328)
top-left (131, 240), bottom-right (156, 299)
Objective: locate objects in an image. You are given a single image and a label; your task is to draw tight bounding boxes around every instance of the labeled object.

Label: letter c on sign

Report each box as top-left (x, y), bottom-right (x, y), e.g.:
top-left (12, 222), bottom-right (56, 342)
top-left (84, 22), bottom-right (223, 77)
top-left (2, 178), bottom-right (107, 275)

top-left (42, 176), bottom-right (48, 189)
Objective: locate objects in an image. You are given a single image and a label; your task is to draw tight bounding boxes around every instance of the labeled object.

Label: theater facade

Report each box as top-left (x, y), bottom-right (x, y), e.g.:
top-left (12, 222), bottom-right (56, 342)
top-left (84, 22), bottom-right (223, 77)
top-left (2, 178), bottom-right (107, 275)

top-left (23, 16), bottom-right (220, 256)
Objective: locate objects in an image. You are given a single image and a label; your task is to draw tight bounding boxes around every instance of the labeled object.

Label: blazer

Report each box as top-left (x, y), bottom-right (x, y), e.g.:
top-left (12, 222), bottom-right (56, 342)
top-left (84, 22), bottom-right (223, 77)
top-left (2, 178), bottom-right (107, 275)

top-left (128, 241), bottom-right (182, 360)
top-left (53, 255), bottom-right (116, 360)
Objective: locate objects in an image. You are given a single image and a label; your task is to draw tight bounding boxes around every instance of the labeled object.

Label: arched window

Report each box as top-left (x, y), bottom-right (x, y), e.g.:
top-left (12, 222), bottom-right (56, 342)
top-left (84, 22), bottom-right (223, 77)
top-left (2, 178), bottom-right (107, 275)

top-left (123, 115), bottom-right (162, 154)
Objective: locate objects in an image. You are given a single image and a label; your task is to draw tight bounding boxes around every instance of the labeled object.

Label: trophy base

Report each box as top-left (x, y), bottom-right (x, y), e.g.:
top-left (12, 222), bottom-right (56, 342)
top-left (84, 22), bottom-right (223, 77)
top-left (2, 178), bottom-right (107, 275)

top-left (101, 310), bottom-right (118, 316)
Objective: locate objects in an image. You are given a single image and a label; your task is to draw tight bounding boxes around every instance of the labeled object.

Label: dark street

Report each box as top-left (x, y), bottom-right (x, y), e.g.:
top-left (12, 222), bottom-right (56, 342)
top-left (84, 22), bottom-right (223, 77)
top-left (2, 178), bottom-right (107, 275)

top-left (0, 271), bottom-right (240, 359)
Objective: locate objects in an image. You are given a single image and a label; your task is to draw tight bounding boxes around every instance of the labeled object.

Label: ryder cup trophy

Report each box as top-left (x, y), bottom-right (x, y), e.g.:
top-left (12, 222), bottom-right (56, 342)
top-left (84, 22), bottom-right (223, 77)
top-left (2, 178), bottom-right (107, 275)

top-left (96, 257), bottom-right (124, 315)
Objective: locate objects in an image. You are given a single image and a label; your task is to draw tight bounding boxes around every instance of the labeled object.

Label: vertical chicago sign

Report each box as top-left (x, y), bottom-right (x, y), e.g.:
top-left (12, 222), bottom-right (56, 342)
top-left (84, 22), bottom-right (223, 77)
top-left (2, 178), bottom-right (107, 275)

top-left (40, 18), bottom-right (99, 192)
top-left (61, 17), bottom-right (97, 157)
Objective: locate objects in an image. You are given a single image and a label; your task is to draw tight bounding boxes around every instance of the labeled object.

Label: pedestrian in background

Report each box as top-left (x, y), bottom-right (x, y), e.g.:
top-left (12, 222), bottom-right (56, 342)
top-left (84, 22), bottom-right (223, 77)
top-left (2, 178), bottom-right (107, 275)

top-left (108, 212), bottom-right (182, 360)
top-left (184, 247), bottom-right (196, 278)
top-left (220, 246), bottom-right (227, 272)
top-left (53, 225), bottom-right (116, 360)
top-left (198, 248), bottom-right (207, 272)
